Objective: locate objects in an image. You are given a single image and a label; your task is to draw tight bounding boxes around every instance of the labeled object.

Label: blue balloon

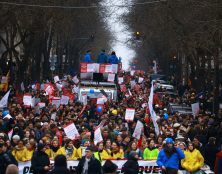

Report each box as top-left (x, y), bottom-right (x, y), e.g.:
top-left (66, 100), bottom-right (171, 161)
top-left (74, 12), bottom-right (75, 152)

top-left (2, 110), bottom-right (9, 117)
top-left (89, 89), bottom-right (94, 94)
top-left (164, 113), bottom-right (169, 120)
top-left (97, 106), bottom-right (103, 113)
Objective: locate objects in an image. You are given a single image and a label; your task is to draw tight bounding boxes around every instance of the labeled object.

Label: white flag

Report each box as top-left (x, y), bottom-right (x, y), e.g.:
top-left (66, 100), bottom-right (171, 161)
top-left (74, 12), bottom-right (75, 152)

top-left (94, 127), bottom-right (103, 145)
top-left (21, 82), bottom-right (25, 91)
top-left (64, 123), bottom-right (80, 140)
top-left (125, 108), bottom-right (135, 121)
top-left (0, 90), bottom-right (11, 108)
top-left (8, 129), bottom-right (13, 140)
top-left (82, 94), bottom-right (87, 106)
top-left (148, 82), bottom-right (160, 135)
top-left (133, 120), bottom-right (144, 140)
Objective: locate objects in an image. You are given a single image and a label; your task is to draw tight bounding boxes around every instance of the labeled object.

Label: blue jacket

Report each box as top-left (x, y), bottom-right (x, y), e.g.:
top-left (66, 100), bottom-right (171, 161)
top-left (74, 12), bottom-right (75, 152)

top-left (157, 148), bottom-right (185, 169)
top-left (97, 52), bottom-right (108, 63)
top-left (108, 55), bottom-right (119, 64)
top-left (83, 53), bottom-right (92, 63)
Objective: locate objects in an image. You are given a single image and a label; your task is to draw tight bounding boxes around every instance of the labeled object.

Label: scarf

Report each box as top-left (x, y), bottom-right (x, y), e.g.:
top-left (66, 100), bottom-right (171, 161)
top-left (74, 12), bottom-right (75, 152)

top-left (51, 145), bottom-right (60, 152)
top-left (66, 147), bottom-right (73, 157)
top-left (82, 157), bottom-right (90, 174)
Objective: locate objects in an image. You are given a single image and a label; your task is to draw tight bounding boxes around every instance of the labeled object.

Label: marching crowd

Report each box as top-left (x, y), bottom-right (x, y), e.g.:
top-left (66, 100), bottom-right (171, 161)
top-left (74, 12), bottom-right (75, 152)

top-left (0, 50), bottom-right (222, 174)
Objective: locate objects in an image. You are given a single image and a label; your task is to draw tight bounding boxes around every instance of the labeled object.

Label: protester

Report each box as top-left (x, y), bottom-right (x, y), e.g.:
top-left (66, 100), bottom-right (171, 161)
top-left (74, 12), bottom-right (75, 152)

top-left (157, 138), bottom-right (185, 174)
top-left (143, 139), bottom-right (159, 160)
top-left (122, 151), bottom-right (139, 174)
top-left (76, 146), bottom-right (102, 174)
top-left (108, 51), bottom-right (119, 64)
top-left (102, 160), bottom-right (118, 174)
top-left (5, 164), bottom-right (19, 174)
top-left (83, 50), bottom-right (92, 63)
top-left (47, 154), bottom-right (73, 174)
top-left (181, 142), bottom-right (204, 174)
top-left (31, 143), bottom-right (51, 174)
top-left (97, 49), bottom-right (108, 63)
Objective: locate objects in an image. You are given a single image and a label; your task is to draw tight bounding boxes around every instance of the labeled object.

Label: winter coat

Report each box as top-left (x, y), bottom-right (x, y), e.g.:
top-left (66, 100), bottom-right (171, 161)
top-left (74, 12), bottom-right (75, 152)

top-left (31, 150), bottom-right (50, 174)
top-left (0, 152), bottom-right (18, 174)
top-left (47, 167), bottom-right (74, 174)
top-left (181, 149), bottom-right (204, 172)
top-left (12, 146), bottom-right (28, 162)
top-left (108, 55), bottom-right (119, 64)
top-left (122, 153), bottom-right (139, 174)
top-left (97, 52), bottom-right (108, 63)
top-left (59, 147), bottom-right (77, 160)
top-left (83, 53), bottom-right (92, 63)
top-left (76, 156), bottom-right (102, 174)
top-left (214, 151), bottom-right (222, 174)
top-left (143, 147), bottom-right (159, 160)
top-left (204, 144), bottom-right (218, 170)
top-left (157, 147), bottom-right (185, 170)
top-left (94, 150), bottom-right (110, 162)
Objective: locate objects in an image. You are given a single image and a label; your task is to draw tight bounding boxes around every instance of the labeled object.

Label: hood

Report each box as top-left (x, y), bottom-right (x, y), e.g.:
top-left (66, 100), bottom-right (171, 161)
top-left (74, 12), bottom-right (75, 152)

top-left (128, 151), bottom-right (138, 160)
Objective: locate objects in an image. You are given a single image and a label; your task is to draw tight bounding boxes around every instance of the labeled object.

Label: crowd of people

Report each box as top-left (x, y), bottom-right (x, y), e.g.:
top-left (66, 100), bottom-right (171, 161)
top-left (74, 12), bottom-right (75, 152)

top-left (0, 51), bottom-right (222, 174)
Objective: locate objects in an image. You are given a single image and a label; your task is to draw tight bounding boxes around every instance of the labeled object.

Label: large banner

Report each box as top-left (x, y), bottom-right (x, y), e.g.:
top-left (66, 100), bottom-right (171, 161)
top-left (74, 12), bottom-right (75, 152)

top-left (80, 63), bottom-right (119, 74)
top-left (18, 160), bottom-right (161, 174)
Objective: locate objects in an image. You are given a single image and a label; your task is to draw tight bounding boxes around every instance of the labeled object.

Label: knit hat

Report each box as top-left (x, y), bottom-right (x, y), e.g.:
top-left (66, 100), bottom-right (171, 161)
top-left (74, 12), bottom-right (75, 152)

top-left (166, 138), bottom-right (174, 144)
top-left (37, 143), bottom-right (45, 151)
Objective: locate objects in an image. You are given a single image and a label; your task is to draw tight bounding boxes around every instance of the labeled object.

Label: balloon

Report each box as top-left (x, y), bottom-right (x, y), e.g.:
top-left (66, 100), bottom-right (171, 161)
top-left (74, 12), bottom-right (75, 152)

top-left (164, 113), bottom-right (169, 120)
top-left (97, 106), bottom-right (103, 113)
top-left (2, 110), bottom-right (9, 117)
top-left (89, 89), bottom-right (94, 94)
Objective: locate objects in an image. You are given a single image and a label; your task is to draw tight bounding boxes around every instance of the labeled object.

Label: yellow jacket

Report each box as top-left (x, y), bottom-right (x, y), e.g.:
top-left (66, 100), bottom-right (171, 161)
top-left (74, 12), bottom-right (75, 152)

top-left (47, 148), bottom-right (63, 160)
top-left (94, 150), bottom-right (111, 161)
top-left (110, 149), bottom-right (124, 159)
top-left (12, 147), bottom-right (28, 162)
top-left (74, 147), bottom-right (83, 159)
top-left (59, 147), bottom-right (77, 160)
top-left (181, 149), bottom-right (204, 172)
top-left (26, 149), bottom-right (34, 161)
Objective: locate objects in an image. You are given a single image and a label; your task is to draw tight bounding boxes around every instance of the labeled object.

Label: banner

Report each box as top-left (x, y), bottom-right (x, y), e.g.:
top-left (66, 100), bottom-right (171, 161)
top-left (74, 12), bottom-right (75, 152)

top-left (108, 73), bottom-right (115, 82)
top-left (125, 108), bottom-right (135, 121)
top-left (148, 82), bottom-right (160, 136)
top-left (133, 120), bottom-right (144, 140)
top-left (0, 89), bottom-right (11, 108)
top-left (94, 127), bottom-right (103, 145)
top-left (18, 160), bottom-right (161, 174)
top-left (63, 123), bottom-right (80, 140)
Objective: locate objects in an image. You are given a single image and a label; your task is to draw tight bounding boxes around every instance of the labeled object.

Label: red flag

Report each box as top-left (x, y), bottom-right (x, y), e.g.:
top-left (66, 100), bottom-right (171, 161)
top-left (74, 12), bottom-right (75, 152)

top-left (62, 88), bottom-right (74, 101)
top-left (56, 129), bottom-right (63, 146)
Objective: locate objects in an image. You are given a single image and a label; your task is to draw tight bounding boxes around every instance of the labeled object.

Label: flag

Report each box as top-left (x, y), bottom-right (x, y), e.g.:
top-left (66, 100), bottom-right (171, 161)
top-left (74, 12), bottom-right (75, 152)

top-left (8, 128), bottom-right (13, 140)
top-left (0, 89), bottom-right (11, 108)
top-left (133, 120), bottom-right (144, 140)
top-left (94, 127), bottom-right (103, 145)
top-left (148, 82), bottom-right (160, 135)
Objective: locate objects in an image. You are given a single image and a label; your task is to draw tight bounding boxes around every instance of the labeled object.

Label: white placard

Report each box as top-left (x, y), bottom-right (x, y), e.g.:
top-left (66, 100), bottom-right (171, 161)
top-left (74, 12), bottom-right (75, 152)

top-left (133, 120), bottom-right (144, 140)
top-left (94, 127), bottom-right (103, 145)
top-left (105, 64), bottom-right (112, 73)
top-left (23, 95), bottom-right (32, 106)
top-left (125, 108), bottom-right (135, 121)
top-left (130, 70), bottom-right (135, 76)
top-left (63, 123), bottom-right (80, 140)
top-left (38, 102), bottom-right (46, 108)
top-left (191, 102), bottom-right (200, 117)
top-left (52, 98), bottom-right (61, 108)
top-left (72, 76), bottom-right (79, 84)
top-left (138, 77), bottom-right (144, 83)
top-left (130, 80), bottom-right (136, 89)
top-left (54, 76), bottom-right (60, 83)
top-left (118, 77), bottom-right (124, 84)
top-left (108, 73), bottom-right (115, 82)
top-left (51, 112), bottom-right (56, 121)
top-left (60, 95), bottom-right (69, 105)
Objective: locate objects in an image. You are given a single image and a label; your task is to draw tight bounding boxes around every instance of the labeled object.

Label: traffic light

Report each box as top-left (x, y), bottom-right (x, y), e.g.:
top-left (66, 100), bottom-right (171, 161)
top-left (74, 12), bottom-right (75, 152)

top-left (135, 31), bottom-right (140, 40)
